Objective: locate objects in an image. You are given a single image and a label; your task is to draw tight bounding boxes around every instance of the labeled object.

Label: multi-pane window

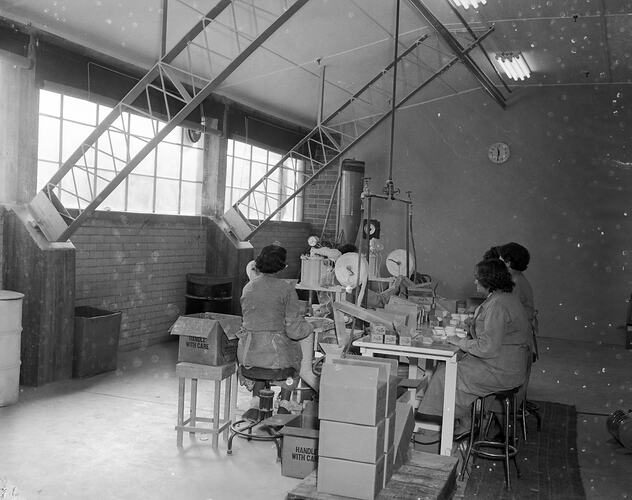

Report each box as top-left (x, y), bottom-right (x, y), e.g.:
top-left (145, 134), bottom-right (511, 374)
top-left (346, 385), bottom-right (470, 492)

top-left (37, 89), bottom-right (204, 215)
top-left (225, 138), bottom-right (303, 222)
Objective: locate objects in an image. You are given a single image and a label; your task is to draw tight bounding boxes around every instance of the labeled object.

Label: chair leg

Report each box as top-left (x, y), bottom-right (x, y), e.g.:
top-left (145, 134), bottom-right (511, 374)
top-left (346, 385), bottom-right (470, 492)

top-left (212, 379), bottom-right (221, 450)
top-left (189, 378), bottom-right (198, 436)
top-left (511, 395), bottom-right (521, 479)
top-left (503, 397), bottom-right (511, 490)
top-left (521, 399), bottom-right (528, 441)
top-left (459, 399), bottom-right (479, 480)
top-left (176, 377), bottom-right (185, 448)
top-left (223, 375), bottom-right (232, 442)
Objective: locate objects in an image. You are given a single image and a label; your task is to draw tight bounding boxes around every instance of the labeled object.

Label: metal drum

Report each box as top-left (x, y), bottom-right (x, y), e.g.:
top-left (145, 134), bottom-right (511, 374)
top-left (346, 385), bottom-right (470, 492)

top-left (338, 159), bottom-right (365, 243)
top-left (0, 290), bottom-right (24, 406)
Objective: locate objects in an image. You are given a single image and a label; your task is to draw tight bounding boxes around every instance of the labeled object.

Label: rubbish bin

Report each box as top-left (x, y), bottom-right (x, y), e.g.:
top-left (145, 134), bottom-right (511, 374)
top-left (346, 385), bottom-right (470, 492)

top-left (0, 290), bottom-right (24, 407)
top-left (73, 306), bottom-right (122, 378)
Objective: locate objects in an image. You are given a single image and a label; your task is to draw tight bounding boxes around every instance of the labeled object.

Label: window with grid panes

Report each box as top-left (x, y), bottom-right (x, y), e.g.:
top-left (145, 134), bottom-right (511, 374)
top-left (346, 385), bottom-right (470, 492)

top-left (37, 89), bottom-right (204, 215)
top-left (224, 138), bottom-right (304, 222)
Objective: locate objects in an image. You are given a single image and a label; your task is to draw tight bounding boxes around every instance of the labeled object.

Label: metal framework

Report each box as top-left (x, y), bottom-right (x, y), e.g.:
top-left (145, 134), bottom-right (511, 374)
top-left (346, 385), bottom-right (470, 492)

top-left (31, 0), bottom-right (308, 242)
top-left (222, 21), bottom-right (497, 241)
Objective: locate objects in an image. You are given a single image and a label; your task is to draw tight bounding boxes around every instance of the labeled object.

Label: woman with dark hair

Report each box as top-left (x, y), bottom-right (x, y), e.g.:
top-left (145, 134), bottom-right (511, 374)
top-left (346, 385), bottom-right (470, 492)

top-left (417, 258), bottom-right (532, 433)
top-left (497, 242), bottom-right (535, 330)
top-left (237, 244), bottom-right (313, 420)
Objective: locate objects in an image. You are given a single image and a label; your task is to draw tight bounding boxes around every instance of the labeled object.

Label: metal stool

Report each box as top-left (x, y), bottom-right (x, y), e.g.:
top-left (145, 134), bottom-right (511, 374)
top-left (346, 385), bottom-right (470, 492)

top-left (227, 366), bottom-right (298, 460)
top-left (175, 361), bottom-right (236, 450)
top-left (459, 386), bottom-right (522, 489)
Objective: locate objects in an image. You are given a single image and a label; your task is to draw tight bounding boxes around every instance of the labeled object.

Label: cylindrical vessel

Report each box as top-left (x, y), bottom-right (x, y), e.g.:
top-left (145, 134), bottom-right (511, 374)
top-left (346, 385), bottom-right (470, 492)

top-left (259, 388), bottom-right (275, 419)
top-left (0, 290), bottom-right (24, 407)
top-left (185, 274), bottom-right (233, 315)
top-left (338, 159), bottom-right (365, 244)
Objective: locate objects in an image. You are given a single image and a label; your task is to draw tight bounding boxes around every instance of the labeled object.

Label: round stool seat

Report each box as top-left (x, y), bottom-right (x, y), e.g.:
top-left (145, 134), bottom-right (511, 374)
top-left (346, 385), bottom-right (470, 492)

top-left (241, 366), bottom-right (295, 381)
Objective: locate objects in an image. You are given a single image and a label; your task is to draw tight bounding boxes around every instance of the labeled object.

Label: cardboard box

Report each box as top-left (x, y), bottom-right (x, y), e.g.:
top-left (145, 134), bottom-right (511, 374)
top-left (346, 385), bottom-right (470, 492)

top-left (398, 335), bottom-right (412, 346)
top-left (394, 401), bottom-right (415, 469)
top-left (319, 418), bottom-right (386, 463)
top-left (317, 454), bottom-right (385, 500)
top-left (385, 300), bottom-right (418, 327)
top-left (333, 356), bottom-right (398, 418)
top-left (319, 363), bottom-right (386, 426)
top-left (280, 413), bottom-right (320, 479)
top-left (170, 312), bottom-right (241, 366)
top-left (384, 334), bottom-right (397, 345)
top-left (370, 333), bottom-right (384, 344)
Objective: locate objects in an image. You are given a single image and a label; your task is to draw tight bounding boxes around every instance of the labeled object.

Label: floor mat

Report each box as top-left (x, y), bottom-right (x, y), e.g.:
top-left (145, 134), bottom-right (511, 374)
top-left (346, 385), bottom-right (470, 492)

top-left (462, 401), bottom-right (586, 499)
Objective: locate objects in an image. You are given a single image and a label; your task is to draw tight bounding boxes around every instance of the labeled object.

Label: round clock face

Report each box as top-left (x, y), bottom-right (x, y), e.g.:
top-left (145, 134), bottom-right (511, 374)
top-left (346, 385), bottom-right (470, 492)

top-left (488, 142), bottom-right (510, 164)
top-left (334, 252), bottom-right (368, 288)
top-left (386, 249), bottom-right (415, 277)
top-left (307, 235), bottom-right (319, 247)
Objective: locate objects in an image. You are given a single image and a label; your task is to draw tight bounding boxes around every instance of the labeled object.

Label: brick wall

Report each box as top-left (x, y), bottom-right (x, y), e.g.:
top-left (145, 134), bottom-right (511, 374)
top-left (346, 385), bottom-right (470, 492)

top-left (250, 221), bottom-right (313, 280)
top-left (72, 211), bottom-right (207, 351)
top-left (303, 167), bottom-right (339, 243)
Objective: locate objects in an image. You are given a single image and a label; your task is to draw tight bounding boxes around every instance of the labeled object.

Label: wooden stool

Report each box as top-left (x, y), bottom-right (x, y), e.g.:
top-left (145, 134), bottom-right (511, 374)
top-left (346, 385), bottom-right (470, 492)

top-left (175, 361), bottom-right (236, 450)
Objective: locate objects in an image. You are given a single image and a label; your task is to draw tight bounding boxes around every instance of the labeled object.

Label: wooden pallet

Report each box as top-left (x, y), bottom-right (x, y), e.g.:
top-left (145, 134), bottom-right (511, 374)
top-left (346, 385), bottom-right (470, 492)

top-left (286, 450), bottom-right (458, 500)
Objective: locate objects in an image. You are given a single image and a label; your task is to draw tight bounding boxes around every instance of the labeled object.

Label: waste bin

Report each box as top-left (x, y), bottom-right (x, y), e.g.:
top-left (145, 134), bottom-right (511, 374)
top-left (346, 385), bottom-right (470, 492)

top-left (73, 306), bottom-right (122, 378)
top-left (0, 290), bottom-right (24, 407)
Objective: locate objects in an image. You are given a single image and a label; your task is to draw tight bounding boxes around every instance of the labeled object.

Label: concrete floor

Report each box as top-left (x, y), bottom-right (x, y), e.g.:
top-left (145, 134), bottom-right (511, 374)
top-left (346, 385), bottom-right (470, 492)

top-left (0, 337), bottom-right (631, 500)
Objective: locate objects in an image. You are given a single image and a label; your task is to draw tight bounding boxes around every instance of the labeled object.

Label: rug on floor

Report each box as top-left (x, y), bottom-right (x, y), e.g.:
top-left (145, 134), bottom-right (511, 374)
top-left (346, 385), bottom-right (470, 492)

top-left (462, 401), bottom-right (586, 499)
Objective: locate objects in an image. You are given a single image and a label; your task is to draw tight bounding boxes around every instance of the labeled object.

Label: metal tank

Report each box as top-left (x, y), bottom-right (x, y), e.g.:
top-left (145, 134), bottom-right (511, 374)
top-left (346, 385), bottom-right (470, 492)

top-left (337, 159), bottom-right (365, 245)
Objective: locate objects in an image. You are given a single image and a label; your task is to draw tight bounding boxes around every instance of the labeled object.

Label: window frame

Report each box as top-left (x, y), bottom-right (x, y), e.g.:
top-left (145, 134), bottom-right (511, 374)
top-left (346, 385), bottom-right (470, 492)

top-left (36, 86), bottom-right (204, 216)
top-left (225, 135), bottom-right (304, 223)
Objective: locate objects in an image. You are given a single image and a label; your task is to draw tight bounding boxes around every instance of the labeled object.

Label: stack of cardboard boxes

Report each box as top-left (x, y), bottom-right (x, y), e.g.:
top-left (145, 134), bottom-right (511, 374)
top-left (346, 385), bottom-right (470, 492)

top-left (316, 356), bottom-right (399, 499)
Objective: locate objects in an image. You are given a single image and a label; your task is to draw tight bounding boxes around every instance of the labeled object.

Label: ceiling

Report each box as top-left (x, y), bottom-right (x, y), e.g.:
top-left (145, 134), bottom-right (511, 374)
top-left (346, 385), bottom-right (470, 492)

top-left (1, 0), bottom-right (632, 127)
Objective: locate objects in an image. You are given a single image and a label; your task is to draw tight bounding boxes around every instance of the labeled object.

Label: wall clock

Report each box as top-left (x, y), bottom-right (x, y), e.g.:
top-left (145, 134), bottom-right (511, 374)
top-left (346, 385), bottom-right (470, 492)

top-left (488, 142), bottom-right (510, 164)
top-left (187, 128), bottom-right (202, 143)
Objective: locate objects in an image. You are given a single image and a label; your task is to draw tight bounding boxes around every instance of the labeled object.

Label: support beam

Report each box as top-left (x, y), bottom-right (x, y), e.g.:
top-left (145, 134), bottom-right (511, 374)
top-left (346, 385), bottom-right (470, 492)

top-left (407, 0), bottom-right (506, 109)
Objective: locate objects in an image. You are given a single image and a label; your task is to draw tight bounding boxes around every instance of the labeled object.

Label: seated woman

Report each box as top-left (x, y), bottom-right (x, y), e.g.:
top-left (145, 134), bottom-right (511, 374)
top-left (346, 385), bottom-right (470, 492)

top-left (417, 258), bottom-right (532, 434)
top-left (238, 244), bottom-right (313, 421)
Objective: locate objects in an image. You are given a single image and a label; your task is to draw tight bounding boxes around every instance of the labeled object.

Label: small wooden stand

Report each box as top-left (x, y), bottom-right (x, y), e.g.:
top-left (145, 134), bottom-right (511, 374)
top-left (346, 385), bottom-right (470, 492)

top-left (286, 450), bottom-right (458, 500)
top-left (175, 361), bottom-right (236, 450)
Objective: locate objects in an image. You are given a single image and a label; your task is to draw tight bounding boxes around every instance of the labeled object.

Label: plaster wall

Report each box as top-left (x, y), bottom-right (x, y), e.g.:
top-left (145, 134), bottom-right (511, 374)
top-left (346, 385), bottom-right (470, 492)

top-left (347, 85), bottom-right (631, 346)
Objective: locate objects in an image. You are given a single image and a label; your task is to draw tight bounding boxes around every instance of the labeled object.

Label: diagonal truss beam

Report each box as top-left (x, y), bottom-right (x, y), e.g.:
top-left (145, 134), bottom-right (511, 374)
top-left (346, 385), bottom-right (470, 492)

top-left (407, 0), bottom-right (506, 109)
top-left (227, 26), bottom-right (495, 241)
top-left (35, 0), bottom-right (309, 242)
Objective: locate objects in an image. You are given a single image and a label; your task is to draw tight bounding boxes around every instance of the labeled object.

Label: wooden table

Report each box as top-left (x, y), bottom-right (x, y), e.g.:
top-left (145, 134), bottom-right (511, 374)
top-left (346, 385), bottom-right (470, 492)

top-left (286, 450), bottom-right (458, 500)
top-left (353, 338), bottom-right (460, 457)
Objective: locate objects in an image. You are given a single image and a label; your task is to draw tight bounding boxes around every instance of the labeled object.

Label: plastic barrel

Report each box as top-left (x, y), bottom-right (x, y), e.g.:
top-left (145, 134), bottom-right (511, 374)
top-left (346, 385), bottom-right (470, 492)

top-left (0, 290), bottom-right (24, 407)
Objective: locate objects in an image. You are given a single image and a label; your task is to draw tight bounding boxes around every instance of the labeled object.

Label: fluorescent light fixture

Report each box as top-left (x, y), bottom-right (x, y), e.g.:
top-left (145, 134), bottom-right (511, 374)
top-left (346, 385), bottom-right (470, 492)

top-left (452, 0), bottom-right (487, 9)
top-left (496, 52), bottom-right (531, 81)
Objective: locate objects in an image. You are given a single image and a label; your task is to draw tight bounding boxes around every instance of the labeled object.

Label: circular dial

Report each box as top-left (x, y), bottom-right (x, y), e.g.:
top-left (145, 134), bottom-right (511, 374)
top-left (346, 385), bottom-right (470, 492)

top-left (307, 235), bottom-right (320, 247)
top-left (488, 142), bottom-right (510, 164)
top-left (385, 249), bottom-right (415, 277)
top-left (334, 252), bottom-right (368, 288)
top-left (187, 129), bottom-right (202, 143)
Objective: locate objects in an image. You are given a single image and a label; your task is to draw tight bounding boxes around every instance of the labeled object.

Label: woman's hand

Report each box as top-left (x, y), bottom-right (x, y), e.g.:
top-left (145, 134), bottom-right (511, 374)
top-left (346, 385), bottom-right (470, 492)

top-left (447, 337), bottom-right (465, 348)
